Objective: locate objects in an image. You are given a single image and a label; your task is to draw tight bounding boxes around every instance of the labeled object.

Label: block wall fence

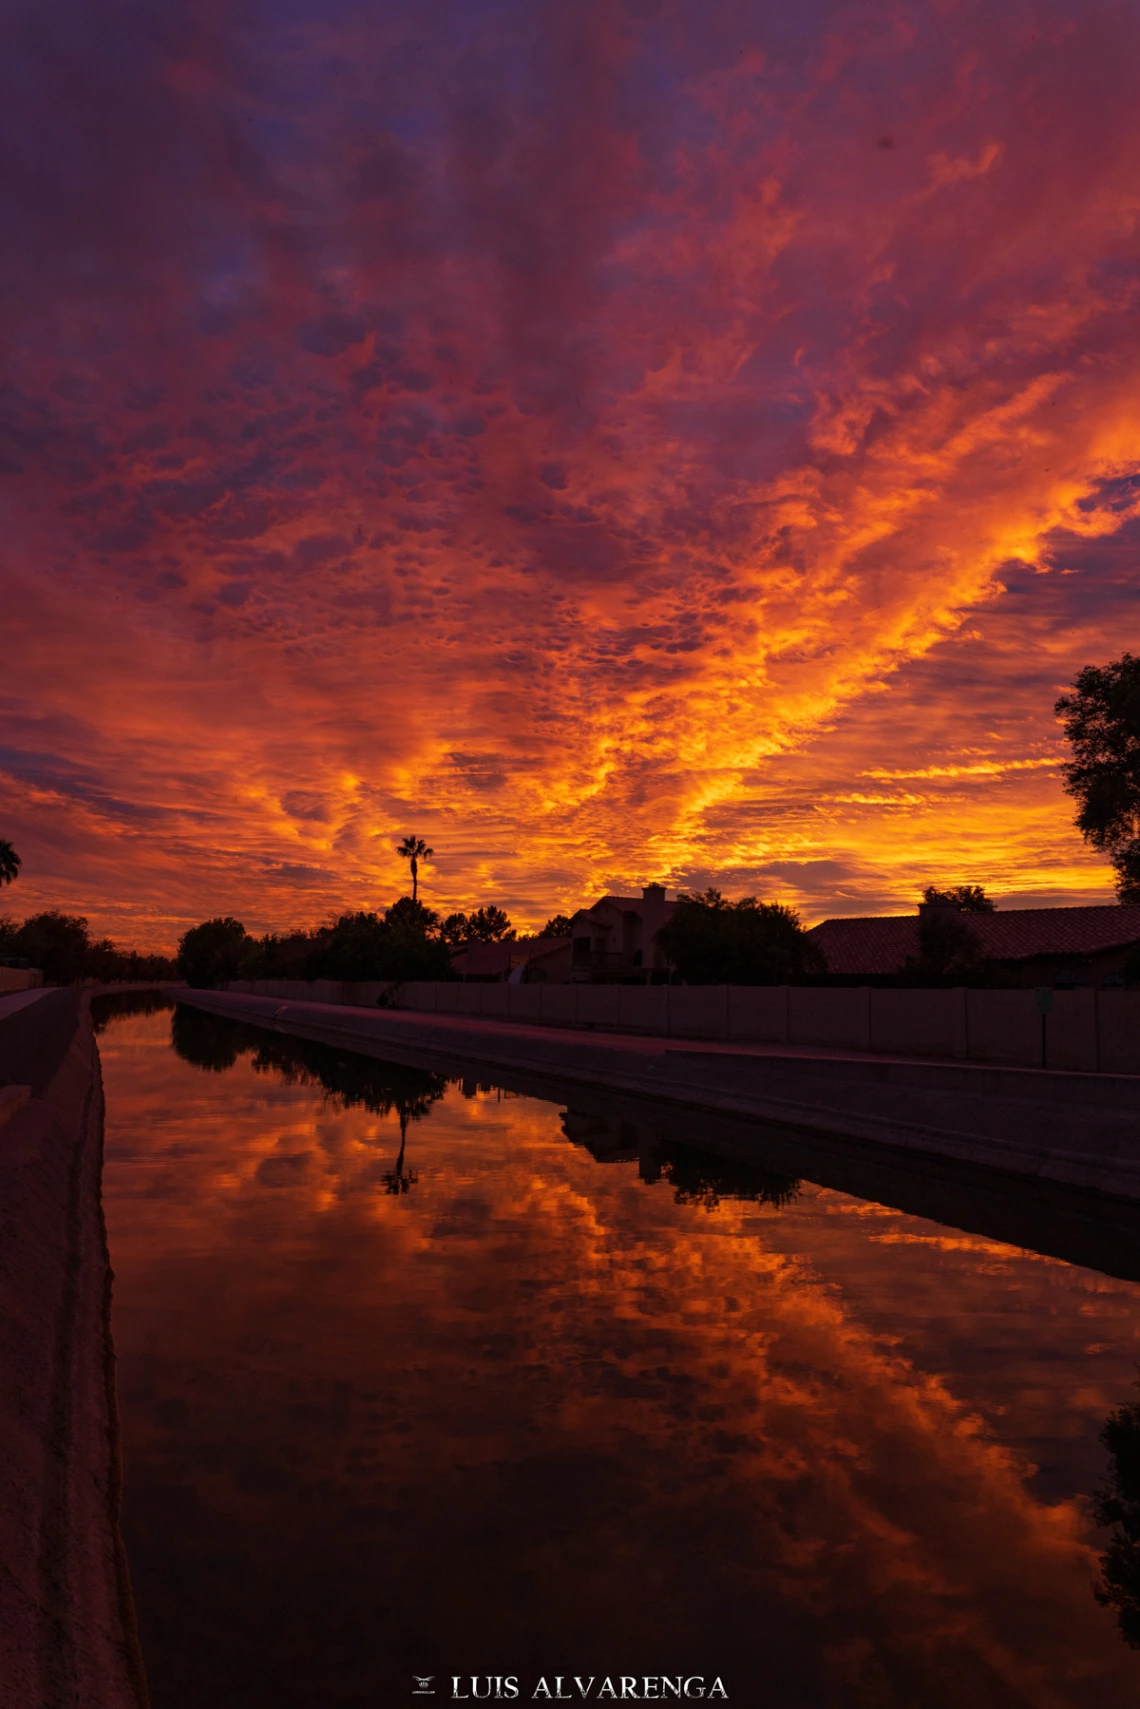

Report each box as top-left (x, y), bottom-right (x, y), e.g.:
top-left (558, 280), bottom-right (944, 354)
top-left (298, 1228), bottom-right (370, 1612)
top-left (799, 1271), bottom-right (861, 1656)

top-left (0, 966), bottom-right (44, 994)
top-left (222, 978), bottom-right (1140, 1075)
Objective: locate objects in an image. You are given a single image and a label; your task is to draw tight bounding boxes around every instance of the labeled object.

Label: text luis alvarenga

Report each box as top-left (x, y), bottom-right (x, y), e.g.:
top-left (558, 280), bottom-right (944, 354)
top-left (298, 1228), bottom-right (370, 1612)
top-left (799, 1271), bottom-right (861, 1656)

top-left (448, 1679), bottom-right (728, 1700)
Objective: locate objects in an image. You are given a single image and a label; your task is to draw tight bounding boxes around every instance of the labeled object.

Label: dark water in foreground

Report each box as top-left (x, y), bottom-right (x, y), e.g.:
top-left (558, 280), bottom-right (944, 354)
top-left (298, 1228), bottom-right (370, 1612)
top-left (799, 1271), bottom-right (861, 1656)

top-left (96, 999), bottom-right (1140, 1708)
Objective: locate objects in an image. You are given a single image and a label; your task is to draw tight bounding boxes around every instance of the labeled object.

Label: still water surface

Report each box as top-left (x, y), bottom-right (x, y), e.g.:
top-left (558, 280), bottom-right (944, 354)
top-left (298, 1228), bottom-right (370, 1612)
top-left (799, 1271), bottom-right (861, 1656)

top-left (96, 998), bottom-right (1140, 1708)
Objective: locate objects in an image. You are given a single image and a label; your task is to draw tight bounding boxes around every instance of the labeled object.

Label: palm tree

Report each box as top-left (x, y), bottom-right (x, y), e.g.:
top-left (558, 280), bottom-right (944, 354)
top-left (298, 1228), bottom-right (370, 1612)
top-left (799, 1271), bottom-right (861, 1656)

top-left (383, 1108), bottom-right (419, 1195)
top-left (0, 840), bottom-right (20, 888)
top-left (397, 834), bottom-right (433, 903)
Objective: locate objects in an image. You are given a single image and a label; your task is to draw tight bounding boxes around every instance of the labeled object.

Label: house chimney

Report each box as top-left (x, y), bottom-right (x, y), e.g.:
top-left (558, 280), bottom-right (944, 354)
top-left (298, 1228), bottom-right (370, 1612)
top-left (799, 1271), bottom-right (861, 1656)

top-left (641, 884), bottom-right (668, 970)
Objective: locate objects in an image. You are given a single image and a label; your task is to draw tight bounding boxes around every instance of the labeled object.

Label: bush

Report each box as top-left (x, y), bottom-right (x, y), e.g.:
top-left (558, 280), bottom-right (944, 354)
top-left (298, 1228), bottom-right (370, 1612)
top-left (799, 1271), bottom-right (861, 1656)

top-left (655, 890), bottom-right (825, 985)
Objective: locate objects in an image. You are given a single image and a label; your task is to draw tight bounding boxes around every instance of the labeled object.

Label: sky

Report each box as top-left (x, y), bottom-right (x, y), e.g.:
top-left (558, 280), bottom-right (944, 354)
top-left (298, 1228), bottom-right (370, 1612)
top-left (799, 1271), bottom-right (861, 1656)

top-left (4, 0), bottom-right (1140, 951)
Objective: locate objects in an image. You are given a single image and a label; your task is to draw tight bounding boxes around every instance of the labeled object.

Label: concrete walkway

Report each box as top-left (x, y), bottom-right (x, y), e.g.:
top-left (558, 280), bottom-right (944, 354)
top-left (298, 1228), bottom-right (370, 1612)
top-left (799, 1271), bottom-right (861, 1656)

top-left (0, 987), bottom-right (52, 1022)
top-left (170, 988), bottom-right (1140, 1205)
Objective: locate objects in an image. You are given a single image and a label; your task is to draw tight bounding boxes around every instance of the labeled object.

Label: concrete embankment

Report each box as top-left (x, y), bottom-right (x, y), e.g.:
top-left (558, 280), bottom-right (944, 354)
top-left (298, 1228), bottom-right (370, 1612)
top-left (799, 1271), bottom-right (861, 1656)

top-left (0, 989), bottom-right (148, 1709)
top-left (171, 987), bottom-right (1140, 1205)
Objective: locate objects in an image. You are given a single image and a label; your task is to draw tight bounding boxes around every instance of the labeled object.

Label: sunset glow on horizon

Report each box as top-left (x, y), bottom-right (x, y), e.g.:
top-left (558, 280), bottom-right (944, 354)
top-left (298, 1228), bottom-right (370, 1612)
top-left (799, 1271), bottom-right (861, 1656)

top-left (5, 0), bottom-right (1140, 950)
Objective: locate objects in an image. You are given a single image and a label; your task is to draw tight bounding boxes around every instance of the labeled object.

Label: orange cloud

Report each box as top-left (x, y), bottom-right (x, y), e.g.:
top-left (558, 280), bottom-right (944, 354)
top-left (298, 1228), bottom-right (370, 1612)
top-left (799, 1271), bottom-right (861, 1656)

top-left (2, 1), bottom-right (1138, 944)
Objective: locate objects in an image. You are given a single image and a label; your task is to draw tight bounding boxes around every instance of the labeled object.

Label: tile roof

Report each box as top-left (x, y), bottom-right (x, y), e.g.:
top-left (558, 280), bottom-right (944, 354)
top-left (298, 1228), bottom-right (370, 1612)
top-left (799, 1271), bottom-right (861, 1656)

top-left (808, 905), bottom-right (1140, 975)
top-left (524, 935), bottom-right (572, 960)
top-left (456, 935), bottom-right (570, 977)
top-left (457, 940), bottom-right (515, 976)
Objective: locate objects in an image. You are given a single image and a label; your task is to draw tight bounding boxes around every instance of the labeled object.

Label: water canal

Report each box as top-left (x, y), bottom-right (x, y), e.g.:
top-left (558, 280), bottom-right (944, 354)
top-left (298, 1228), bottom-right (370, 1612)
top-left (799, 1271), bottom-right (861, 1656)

top-left (94, 995), bottom-right (1140, 1708)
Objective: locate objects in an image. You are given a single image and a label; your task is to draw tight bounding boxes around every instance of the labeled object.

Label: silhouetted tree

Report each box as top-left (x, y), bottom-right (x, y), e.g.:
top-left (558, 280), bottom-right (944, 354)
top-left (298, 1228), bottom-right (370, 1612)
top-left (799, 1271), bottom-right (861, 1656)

top-left (246, 929), bottom-right (320, 980)
top-left (308, 905), bottom-right (453, 982)
top-left (438, 905), bottom-right (515, 944)
top-left (540, 914), bottom-right (571, 937)
top-left (86, 936), bottom-right (126, 982)
top-left (177, 917), bottom-right (252, 988)
top-left (1093, 1377), bottom-right (1140, 1648)
top-left (380, 898), bottom-right (453, 979)
top-left (655, 890), bottom-right (824, 985)
top-left (465, 905), bottom-right (515, 942)
top-left (386, 896), bottom-right (440, 935)
top-left (107, 946), bottom-right (176, 981)
top-left (0, 839), bottom-right (20, 888)
top-left (440, 912), bottom-right (471, 945)
top-left (1056, 655), bottom-right (1140, 900)
top-left (312, 911), bottom-right (391, 978)
top-left (922, 884), bottom-right (995, 912)
top-left (15, 911), bottom-right (92, 984)
top-left (904, 910), bottom-right (985, 982)
top-left (397, 834), bottom-right (433, 902)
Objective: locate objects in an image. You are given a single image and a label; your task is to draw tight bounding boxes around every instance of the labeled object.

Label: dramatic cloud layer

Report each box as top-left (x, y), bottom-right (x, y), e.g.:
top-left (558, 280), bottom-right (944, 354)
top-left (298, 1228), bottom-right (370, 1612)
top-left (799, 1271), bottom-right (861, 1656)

top-left (4, 0), bottom-right (1140, 944)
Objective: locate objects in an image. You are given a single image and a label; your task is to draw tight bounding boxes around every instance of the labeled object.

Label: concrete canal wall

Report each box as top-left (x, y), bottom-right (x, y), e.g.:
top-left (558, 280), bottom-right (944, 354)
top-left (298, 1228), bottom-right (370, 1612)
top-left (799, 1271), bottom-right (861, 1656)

top-left (0, 988), bottom-right (148, 1709)
top-left (224, 976), bottom-right (1140, 1075)
top-left (182, 987), bottom-right (1140, 1204)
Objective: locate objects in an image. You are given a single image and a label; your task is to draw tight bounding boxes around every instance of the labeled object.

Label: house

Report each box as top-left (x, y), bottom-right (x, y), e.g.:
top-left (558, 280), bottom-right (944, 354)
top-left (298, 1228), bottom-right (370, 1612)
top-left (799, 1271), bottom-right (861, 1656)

top-left (567, 884), bottom-right (676, 983)
top-left (449, 883), bottom-right (677, 984)
top-left (808, 899), bottom-right (1140, 988)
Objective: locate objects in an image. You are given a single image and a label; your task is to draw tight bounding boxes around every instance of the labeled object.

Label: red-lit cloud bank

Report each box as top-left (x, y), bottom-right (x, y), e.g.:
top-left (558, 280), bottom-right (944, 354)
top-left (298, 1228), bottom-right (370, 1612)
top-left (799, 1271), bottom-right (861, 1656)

top-left (3, 0), bottom-right (1140, 947)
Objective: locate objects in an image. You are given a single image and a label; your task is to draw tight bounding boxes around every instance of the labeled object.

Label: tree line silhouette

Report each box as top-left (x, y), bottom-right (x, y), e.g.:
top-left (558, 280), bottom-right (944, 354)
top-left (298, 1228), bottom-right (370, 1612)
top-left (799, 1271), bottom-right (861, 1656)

top-left (175, 898), bottom-right (542, 988)
top-left (0, 908), bottom-right (177, 985)
top-left (175, 830), bottom-right (573, 986)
